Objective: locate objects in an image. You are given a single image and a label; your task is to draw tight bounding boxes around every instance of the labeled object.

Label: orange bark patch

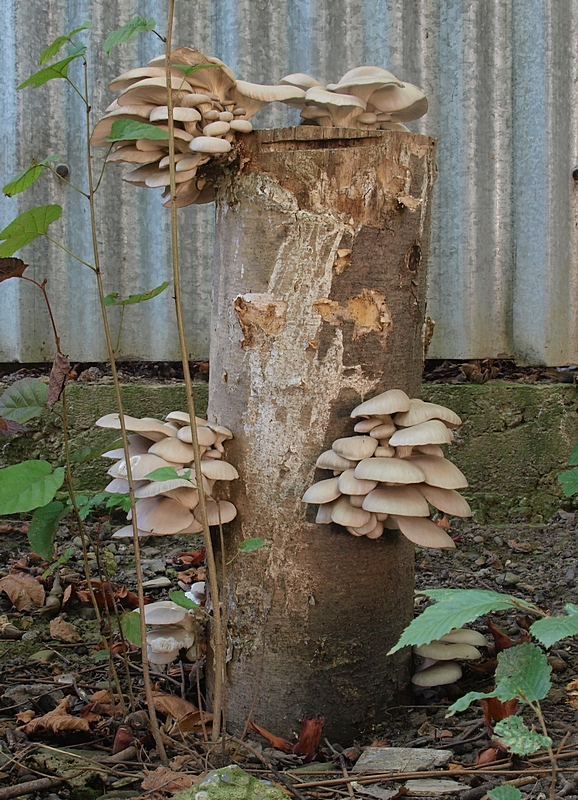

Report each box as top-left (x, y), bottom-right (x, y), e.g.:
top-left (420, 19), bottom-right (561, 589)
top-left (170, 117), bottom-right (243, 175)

top-left (313, 289), bottom-right (392, 340)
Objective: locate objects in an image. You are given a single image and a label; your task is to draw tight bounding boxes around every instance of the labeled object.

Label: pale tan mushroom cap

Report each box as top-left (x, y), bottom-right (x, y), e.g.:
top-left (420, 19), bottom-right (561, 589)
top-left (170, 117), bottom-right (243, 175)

top-left (390, 515), bottom-right (456, 549)
top-left (413, 641), bottom-right (481, 661)
top-left (439, 629), bottom-right (488, 647)
top-left (337, 469), bottom-right (378, 495)
top-left (389, 419), bottom-right (454, 447)
top-left (331, 496), bottom-right (372, 528)
top-left (362, 486), bottom-right (430, 517)
top-left (407, 454), bottom-right (467, 489)
top-left (412, 661), bottom-right (462, 687)
top-left (354, 457), bottom-right (425, 485)
top-left (142, 600), bottom-right (188, 625)
top-left (332, 435), bottom-right (378, 460)
top-left (302, 477), bottom-right (341, 504)
top-left (131, 496), bottom-right (194, 534)
top-left (417, 484), bottom-right (472, 517)
top-left (316, 450), bottom-right (357, 471)
top-left (394, 399), bottom-right (462, 428)
top-left (351, 389), bottom-right (411, 417)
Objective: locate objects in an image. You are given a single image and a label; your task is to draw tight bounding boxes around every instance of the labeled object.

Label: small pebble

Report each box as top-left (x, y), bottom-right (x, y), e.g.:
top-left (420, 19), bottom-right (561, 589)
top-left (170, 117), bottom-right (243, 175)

top-left (493, 536), bottom-right (504, 546)
top-left (504, 572), bottom-right (520, 585)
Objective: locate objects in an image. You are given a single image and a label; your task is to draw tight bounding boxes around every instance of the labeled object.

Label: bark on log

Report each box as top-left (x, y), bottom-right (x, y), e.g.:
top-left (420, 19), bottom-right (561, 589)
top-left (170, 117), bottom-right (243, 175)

top-left (209, 127), bottom-right (437, 741)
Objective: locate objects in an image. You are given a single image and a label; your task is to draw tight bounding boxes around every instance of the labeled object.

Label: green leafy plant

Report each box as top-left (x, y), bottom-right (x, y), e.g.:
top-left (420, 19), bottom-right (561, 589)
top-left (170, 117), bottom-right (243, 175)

top-left (390, 589), bottom-right (573, 799)
top-left (558, 443), bottom-right (578, 498)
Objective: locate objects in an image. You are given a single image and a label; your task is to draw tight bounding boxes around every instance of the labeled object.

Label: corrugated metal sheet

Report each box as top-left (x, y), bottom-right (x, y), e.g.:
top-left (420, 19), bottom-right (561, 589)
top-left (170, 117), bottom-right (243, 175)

top-left (1, 0), bottom-right (577, 364)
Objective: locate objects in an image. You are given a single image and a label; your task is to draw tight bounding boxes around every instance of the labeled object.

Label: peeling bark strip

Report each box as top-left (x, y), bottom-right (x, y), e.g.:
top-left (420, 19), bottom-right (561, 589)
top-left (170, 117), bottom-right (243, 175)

top-left (209, 128), bottom-right (436, 741)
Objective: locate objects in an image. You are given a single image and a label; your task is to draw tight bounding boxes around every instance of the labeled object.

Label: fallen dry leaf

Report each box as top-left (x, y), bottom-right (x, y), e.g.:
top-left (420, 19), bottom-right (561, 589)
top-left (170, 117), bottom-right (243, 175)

top-left (141, 766), bottom-right (195, 794)
top-left (50, 617), bottom-right (81, 643)
top-left (292, 716), bottom-right (325, 761)
top-left (436, 515), bottom-right (451, 532)
top-left (152, 691), bottom-right (211, 735)
top-left (47, 352), bottom-right (71, 409)
top-left (18, 696), bottom-right (90, 735)
top-left (249, 720), bottom-right (292, 753)
top-left (566, 678), bottom-right (578, 709)
top-left (480, 696), bottom-right (518, 731)
top-left (0, 573), bottom-right (45, 610)
top-left (507, 539), bottom-right (532, 553)
top-left (0, 257), bottom-right (28, 282)
top-left (15, 710), bottom-right (35, 724)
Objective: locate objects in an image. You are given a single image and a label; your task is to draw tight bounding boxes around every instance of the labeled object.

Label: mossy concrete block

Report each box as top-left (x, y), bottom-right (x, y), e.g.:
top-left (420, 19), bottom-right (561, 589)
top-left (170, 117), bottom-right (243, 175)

top-left (1, 381), bottom-right (577, 521)
top-left (423, 383), bottom-right (578, 522)
top-left (172, 765), bottom-right (287, 800)
top-left (0, 383), bottom-right (208, 493)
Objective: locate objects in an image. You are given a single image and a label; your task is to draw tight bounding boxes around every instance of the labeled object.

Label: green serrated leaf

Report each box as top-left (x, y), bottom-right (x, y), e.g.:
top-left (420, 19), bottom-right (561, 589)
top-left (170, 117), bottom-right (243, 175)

top-left (0, 378), bottom-right (48, 423)
top-left (144, 467), bottom-right (182, 482)
top-left (169, 590), bottom-right (199, 610)
top-left (3, 156), bottom-right (63, 198)
top-left (0, 461), bottom-right (65, 514)
top-left (106, 119), bottom-right (169, 144)
top-left (239, 537), bottom-right (266, 553)
top-left (0, 205), bottom-right (62, 257)
top-left (92, 649), bottom-right (111, 662)
top-left (558, 469), bottom-right (578, 497)
top-left (38, 23), bottom-right (92, 65)
top-left (530, 612), bottom-right (578, 648)
top-left (494, 642), bottom-right (551, 703)
top-left (568, 444), bottom-right (578, 466)
top-left (487, 785), bottom-right (523, 800)
top-left (18, 45), bottom-right (86, 90)
top-left (105, 492), bottom-right (132, 513)
top-left (389, 590), bottom-right (541, 654)
top-left (103, 16), bottom-right (156, 56)
top-left (103, 280), bottom-right (170, 306)
top-left (121, 612), bottom-right (142, 646)
top-left (493, 716), bottom-right (552, 755)
top-left (172, 63), bottom-right (222, 77)
top-left (28, 500), bottom-right (67, 561)
top-left (565, 603), bottom-right (578, 615)
top-left (41, 547), bottom-right (74, 580)
top-left (446, 689), bottom-right (500, 717)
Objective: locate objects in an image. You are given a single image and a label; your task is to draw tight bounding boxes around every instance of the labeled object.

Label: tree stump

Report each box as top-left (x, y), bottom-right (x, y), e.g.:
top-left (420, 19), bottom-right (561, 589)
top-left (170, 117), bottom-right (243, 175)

top-left (209, 127), bottom-right (437, 741)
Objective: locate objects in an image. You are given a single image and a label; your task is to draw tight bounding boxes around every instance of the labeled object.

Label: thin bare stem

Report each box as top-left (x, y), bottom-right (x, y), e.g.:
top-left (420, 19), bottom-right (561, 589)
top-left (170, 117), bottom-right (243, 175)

top-left (45, 164), bottom-right (88, 197)
top-left (81, 56), bottom-right (168, 764)
top-left (93, 146), bottom-right (113, 193)
top-left (528, 698), bottom-right (557, 800)
top-left (45, 235), bottom-right (95, 271)
top-left (164, 0), bottom-right (226, 741)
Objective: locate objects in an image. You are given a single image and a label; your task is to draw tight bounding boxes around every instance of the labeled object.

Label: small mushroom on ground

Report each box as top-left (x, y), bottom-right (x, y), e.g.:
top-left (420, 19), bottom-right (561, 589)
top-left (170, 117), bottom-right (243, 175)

top-left (412, 628), bottom-right (488, 688)
top-left (134, 600), bottom-right (201, 665)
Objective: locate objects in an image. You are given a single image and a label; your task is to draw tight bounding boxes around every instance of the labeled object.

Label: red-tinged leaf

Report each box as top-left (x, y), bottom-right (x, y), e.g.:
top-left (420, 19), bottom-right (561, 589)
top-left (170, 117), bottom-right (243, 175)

top-left (112, 726), bottom-right (134, 754)
top-left (436, 515), bottom-right (451, 532)
top-left (0, 417), bottom-right (28, 437)
top-left (47, 352), bottom-right (71, 409)
top-left (475, 746), bottom-right (498, 765)
top-left (0, 257), bottom-right (28, 282)
top-left (174, 548), bottom-right (205, 566)
top-left (468, 657), bottom-right (498, 675)
top-left (292, 716), bottom-right (325, 761)
top-left (480, 696), bottom-right (518, 730)
top-left (249, 720), bottom-right (292, 753)
top-left (487, 620), bottom-right (517, 653)
top-left (507, 539), bottom-right (532, 553)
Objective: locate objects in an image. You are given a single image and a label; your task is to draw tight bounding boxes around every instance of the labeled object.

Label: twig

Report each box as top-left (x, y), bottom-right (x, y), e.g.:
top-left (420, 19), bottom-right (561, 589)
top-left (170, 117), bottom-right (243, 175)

top-left (0, 778), bottom-right (63, 800)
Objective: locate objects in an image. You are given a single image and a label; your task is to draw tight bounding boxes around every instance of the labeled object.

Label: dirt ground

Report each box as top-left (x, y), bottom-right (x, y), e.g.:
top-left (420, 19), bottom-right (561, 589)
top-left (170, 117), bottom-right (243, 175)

top-left (0, 510), bottom-right (576, 800)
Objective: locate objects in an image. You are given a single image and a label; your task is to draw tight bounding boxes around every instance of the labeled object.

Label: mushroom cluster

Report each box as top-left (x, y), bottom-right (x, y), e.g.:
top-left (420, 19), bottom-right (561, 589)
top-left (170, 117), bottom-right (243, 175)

top-left (412, 628), bottom-right (488, 688)
top-left (96, 410), bottom-right (238, 537)
top-left (135, 599), bottom-right (202, 665)
top-left (92, 49), bottom-right (427, 208)
top-left (302, 389), bottom-right (471, 547)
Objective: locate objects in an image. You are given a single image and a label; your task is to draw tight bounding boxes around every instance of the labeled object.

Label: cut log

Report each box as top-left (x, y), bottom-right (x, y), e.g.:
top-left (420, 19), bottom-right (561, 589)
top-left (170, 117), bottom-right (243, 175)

top-left (209, 127), bottom-right (436, 741)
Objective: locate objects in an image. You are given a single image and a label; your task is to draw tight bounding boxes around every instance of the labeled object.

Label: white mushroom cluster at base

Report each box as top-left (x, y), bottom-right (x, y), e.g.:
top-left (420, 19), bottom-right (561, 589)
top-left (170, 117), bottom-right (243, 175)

top-left (412, 628), bottom-right (488, 688)
top-left (302, 389), bottom-right (471, 547)
top-left (92, 49), bottom-right (427, 208)
top-left (135, 600), bottom-right (202, 665)
top-left (96, 410), bottom-right (238, 537)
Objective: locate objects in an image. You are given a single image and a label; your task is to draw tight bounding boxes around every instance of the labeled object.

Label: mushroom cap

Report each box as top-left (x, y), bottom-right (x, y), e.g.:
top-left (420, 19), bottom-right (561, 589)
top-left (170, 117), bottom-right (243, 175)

top-left (374, 444), bottom-right (396, 457)
top-left (337, 469), bottom-right (378, 496)
top-left (351, 389), bottom-right (411, 417)
top-left (162, 486), bottom-right (200, 509)
top-left (142, 600), bottom-right (188, 625)
top-left (353, 417), bottom-right (383, 433)
top-left (367, 81), bottom-right (428, 120)
top-left (412, 661), bottom-right (462, 687)
top-left (365, 521), bottom-right (385, 539)
top-left (134, 478), bottom-right (195, 498)
top-left (337, 66), bottom-right (402, 83)
top-left (150, 49), bottom-right (236, 101)
top-left (346, 513), bottom-right (378, 535)
top-left (390, 515), bottom-right (456, 549)
top-left (315, 450), bottom-right (357, 471)
top-left (229, 120), bottom-right (253, 133)
top-left (328, 75), bottom-right (405, 104)
top-left (190, 136), bottom-right (232, 154)
top-left (104, 477), bottom-right (131, 494)
top-left (194, 499), bottom-right (237, 525)
top-left (315, 502), bottom-right (334, 523)
top-left (146, 626), bottom-right (195, 664)
top-left (362, 486), bottom-right (430, 516)
top-left (148, 437), bottom-right (195, 464)
top-left (131, 496), bottom-right (194, 534)
top-left (108, 66), bottom-right (179, 91)
top-left (332, 436), bottom-right (378, 461)
top-left (394, 399), bottom-right (462, 428)
top-left (369, 421), bottom-right (397, 439)
top-left (417, 484), bottom-right (472, 517)
top-left (331, 496), bottom-right (371, 528)
top-left (177, 425), bottom-right (217, 446)
top-left (302, 477), bottom-right (341, 504)
top-left (278, 73), bottom-right (324, 90)
top-left (406, 455), bottom-right (467, 489)
top-left (108, 146), bottom-right (167, 165)
top-left (414, 444), bottom-right (445, 457)
top-left (206, 422), bottom-right (233, 440)
top-left (439, 629), bottom-right (488, 647)
top-left (305, 87), bottom-right (366, 110)
top-left (354, 457), bottom-right (425, 485)
top-left (90, 109), bottom-right (155, 147)
top-left (389, 420), bottom-right (454, 447)
top-left (121, 453), bottom-right (183, 480)
top-left (111, 524), bottom-right (151, 539)
top-left (200, 460), bottom-right (239, 481)
top-left (116, 76), bottom-right (193, 107)
top-left (101, 434), bottom-right (150, 459)
top-left (95, 413), bottom-right (175, 441)
top-left (349, 494), bottom-right (365, 507)
top-left (413, 641), bottom-right (481, 661)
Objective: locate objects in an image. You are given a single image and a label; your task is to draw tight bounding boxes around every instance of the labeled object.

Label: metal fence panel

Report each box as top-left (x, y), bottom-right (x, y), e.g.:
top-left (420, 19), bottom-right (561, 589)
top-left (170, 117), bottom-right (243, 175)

top-left (1, 0), bottom-right (576, 364)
